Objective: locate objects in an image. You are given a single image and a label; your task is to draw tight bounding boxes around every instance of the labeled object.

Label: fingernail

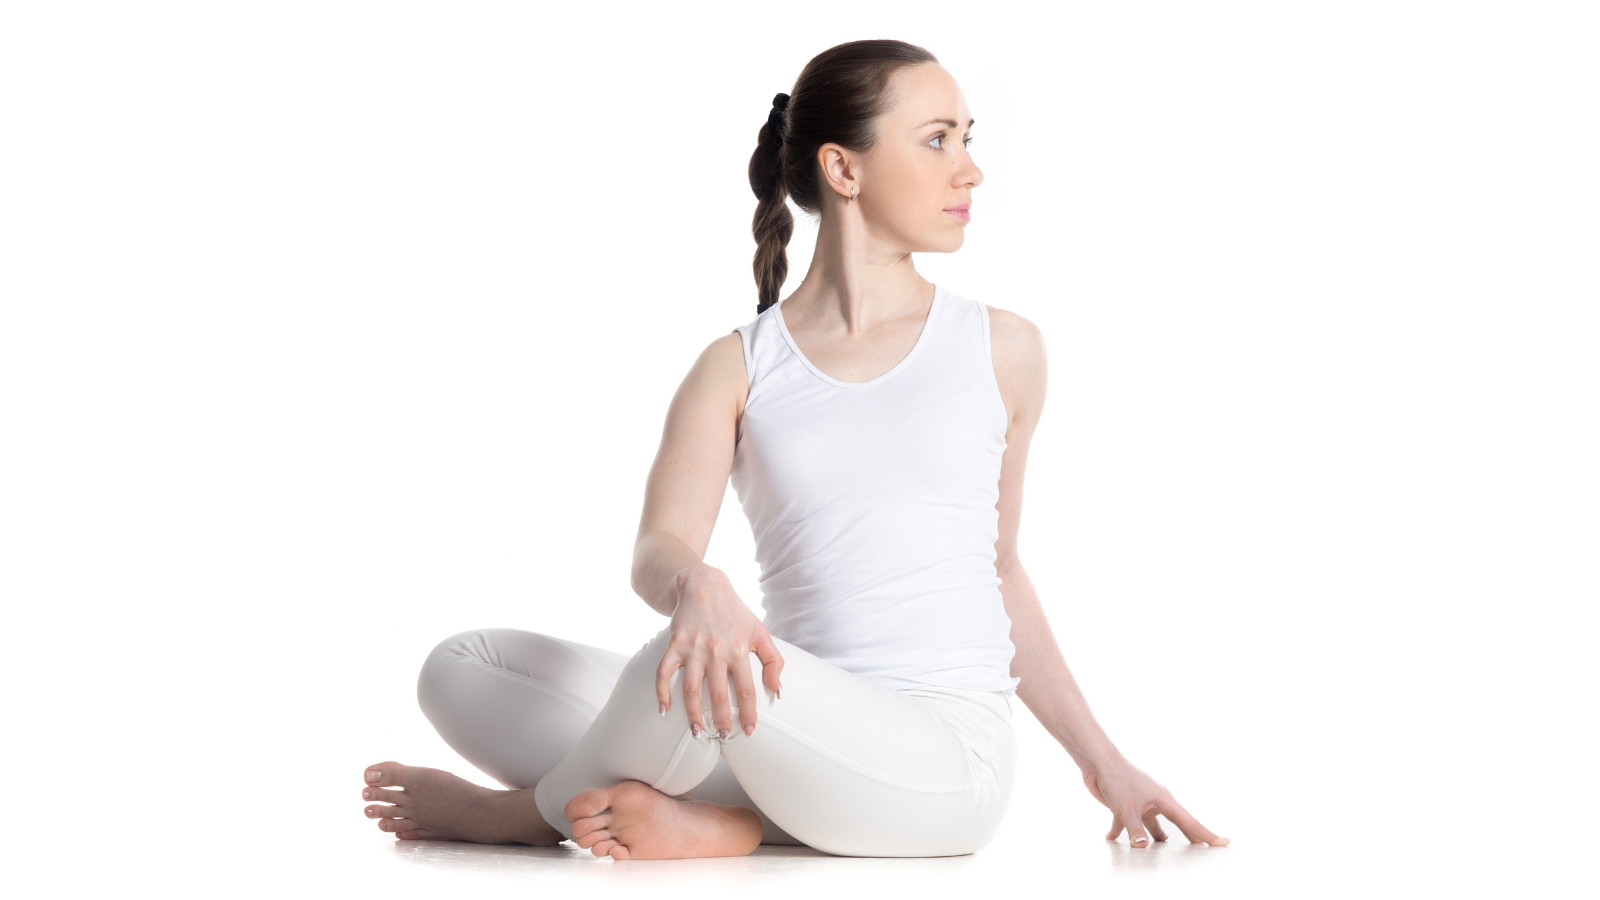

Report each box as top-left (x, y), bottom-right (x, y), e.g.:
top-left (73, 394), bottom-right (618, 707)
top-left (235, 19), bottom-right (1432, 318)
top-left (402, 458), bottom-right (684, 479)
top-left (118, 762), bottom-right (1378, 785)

top-left (776, 688), bottom-right (782, 700)
top-left (690, 722), bottom-right (700, 737)
top-left (718, 729), bottom-right (730, 740)
top-left (743, 724), bottom-right (754, 736)
top-left (365, 771), bottom-right (380, 783)
top-left (659, 702), bottom-right (666, 716)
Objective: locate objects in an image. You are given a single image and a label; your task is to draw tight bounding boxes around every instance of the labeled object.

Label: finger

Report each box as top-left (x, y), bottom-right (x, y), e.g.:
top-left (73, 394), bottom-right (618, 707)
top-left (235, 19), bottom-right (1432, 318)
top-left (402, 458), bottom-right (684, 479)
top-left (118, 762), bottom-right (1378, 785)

top-left (681, 659), bottom-right (705, 737)
top-left (655, 645), bottom-right (684, 714)
top-left (1105, 812), bottom-right (1124, 841)
top-left (1121, 807), bottom-right (1152, 847)
top-left (708, 661), bottom-right (733, 739)
top-left (1142, 809), bottom-right (1169, 842)
top-left (1157, 794), bottom-right (1230, 846)
top-left (752, 630), bottom-right (785, 697)
top-left (731, 651), bottom-right (762, 735)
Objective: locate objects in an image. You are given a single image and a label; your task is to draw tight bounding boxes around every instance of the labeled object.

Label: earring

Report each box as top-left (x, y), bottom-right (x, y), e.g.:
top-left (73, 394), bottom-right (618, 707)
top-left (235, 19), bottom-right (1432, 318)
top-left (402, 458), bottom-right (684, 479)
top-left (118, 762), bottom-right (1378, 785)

top-left (850, 186), bottom-right (857, 202)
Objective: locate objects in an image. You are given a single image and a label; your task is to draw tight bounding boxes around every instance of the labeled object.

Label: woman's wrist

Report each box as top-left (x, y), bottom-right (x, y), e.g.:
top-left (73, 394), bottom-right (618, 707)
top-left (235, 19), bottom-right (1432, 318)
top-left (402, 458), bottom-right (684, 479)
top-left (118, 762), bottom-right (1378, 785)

top-left (1052, 726), bottom-right (1125, 776)
top-left (671, 561), bottom-right (726, 611)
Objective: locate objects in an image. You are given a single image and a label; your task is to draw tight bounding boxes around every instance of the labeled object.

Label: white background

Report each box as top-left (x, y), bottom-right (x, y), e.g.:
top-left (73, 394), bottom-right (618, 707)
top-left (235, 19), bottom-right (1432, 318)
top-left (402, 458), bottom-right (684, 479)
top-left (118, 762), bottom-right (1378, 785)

top-left (2, 2), bottom-right (1594, 897)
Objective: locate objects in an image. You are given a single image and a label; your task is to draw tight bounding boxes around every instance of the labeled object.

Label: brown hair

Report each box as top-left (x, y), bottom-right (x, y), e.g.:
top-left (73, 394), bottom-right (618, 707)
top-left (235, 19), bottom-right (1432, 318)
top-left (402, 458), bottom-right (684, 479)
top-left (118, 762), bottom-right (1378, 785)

top-left (748, 39), bottom-right (939, 314)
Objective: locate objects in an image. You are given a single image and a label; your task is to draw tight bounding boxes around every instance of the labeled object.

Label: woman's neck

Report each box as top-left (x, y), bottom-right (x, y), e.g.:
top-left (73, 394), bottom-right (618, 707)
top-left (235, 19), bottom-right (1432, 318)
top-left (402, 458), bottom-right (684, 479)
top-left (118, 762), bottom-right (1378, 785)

top-left (782, 212), bottom-right (933, 334)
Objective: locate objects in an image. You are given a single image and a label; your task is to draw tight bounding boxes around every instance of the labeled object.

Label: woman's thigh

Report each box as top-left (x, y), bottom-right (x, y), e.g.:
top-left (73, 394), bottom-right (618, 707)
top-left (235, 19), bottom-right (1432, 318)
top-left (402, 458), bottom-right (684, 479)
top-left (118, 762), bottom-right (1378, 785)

top-left (416, 628), bottom-right (630, 789)
top-left (532, 626), bottom-right (1017, 857)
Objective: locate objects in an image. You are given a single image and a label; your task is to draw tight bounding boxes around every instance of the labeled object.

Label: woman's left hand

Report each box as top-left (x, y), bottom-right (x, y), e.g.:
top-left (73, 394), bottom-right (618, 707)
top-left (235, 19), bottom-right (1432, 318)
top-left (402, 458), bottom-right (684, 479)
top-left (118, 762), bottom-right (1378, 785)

top-left (1082, 757), bottom-right (1230, 847)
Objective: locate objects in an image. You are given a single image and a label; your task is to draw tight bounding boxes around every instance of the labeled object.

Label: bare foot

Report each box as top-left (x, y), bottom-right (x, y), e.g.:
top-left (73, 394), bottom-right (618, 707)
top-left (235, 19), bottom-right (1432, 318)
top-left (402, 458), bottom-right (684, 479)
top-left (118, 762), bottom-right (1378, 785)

top-left (360, 761), bottom-right (562, 845)
top-left (563, 780), bottom-right (762, 860)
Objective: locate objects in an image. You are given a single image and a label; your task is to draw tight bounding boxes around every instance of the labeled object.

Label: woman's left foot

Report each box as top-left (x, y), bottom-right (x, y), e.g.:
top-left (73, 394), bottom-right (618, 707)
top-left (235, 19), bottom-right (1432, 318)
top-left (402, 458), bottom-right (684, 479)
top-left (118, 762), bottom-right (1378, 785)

top-left (564, 780), bottom-right (763, 860)
top-left (360, 761), bottom-right (562, 845)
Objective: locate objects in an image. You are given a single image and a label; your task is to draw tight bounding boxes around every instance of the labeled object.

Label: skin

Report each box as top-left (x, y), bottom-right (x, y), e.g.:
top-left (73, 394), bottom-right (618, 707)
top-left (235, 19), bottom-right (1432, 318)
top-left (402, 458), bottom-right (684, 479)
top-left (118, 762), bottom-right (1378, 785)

top-left (360, 61), bottom-right (1228, 859)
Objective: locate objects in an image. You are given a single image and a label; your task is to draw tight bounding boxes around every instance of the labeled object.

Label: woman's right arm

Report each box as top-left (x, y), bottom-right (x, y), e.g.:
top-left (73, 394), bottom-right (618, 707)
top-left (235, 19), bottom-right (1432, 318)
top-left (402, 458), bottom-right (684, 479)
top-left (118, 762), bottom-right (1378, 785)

top-left (631, 331), bottom-right (784, 740)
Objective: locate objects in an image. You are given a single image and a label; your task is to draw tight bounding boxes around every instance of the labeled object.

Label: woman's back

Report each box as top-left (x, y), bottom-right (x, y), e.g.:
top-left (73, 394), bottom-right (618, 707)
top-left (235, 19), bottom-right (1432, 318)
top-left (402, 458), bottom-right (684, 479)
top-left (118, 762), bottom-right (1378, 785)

top-left (732, 284), bottom-right (1020, 693)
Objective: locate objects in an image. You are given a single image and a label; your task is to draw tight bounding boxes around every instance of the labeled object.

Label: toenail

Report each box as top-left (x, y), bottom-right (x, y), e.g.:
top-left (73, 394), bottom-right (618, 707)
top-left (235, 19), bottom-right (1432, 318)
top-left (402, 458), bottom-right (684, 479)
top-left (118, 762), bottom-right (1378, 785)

top-left (366, 771), bottom-right (380, 783)
top-left (367, 809), bottom-right (376, 817)
top-left (363, 790), bottom-right (371, 800)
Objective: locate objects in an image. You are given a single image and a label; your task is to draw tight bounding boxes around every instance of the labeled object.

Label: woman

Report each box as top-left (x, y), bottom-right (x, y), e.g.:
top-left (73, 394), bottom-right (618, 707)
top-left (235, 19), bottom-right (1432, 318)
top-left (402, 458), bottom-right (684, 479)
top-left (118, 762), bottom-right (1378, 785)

top-left (358, 39), bottom-right (1228, 860)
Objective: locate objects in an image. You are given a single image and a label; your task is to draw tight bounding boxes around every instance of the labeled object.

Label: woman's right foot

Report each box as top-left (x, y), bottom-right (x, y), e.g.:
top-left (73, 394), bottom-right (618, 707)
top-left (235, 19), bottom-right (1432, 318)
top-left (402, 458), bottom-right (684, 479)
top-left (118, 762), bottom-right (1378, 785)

top-left (564, 780), bottom-right (763, 860)
top-left (360, 761), bottom-right (562, 845)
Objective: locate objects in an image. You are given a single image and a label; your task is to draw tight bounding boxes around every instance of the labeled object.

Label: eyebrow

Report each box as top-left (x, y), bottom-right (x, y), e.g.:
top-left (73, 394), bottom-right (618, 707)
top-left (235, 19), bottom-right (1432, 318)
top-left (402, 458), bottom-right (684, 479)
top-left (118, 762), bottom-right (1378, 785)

top-left (917, 117), bottom-right (975, 130)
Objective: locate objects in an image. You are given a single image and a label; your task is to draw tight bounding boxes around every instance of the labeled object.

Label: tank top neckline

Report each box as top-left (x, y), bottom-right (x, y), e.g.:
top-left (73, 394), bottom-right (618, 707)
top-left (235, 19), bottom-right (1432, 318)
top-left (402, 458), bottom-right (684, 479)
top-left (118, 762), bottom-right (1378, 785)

top-left (771, 284), bottom-right (944, 390)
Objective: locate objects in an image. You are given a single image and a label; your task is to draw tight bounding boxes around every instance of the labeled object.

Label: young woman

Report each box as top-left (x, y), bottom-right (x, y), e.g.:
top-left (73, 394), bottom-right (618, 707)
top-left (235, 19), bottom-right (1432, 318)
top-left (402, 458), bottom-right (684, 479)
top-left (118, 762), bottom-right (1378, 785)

top-left (358, 39), bottom-right (1228, 860)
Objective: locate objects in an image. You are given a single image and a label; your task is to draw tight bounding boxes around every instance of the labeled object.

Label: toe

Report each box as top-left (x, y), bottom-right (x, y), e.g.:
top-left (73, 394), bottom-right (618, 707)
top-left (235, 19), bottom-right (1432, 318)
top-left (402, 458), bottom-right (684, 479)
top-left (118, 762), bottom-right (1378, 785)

top-left (361, 786), bottom-right (404, 805)
top-left (395, 828), bottom-right (443, 840)
top-left (570, 812), bottom-right (612, 840)
top-left (377, 816), bottom-right (407, 832)
top-left (364, 762), bottom-right (411, 787)
top-left (365, 804), bottom-right (399, 819)
top-left (589, 838), bottom-right (619, 858)
top-left (564, 787), bottom-right (612, 824)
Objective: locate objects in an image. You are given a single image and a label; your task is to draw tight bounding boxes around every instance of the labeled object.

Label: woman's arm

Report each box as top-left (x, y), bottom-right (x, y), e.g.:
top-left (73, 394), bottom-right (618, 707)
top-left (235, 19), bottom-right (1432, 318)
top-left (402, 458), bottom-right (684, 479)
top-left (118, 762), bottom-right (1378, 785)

top-left (988, 307), bottom-right (1228, 847)
top-left (631, 332), bottom-right (784, 739)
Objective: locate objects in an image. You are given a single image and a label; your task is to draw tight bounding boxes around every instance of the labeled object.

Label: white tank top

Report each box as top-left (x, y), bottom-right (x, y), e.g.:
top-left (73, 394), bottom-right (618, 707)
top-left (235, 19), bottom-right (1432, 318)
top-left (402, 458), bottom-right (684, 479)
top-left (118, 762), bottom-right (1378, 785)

top-left (730, 284), bottom-right (1020, 693)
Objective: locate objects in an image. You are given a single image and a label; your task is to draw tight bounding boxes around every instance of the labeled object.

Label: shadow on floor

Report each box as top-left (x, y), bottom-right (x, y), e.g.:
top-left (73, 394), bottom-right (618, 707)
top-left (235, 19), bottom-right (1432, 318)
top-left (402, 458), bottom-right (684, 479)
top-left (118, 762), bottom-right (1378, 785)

top-left (391, 839), bottom-right (980, 882)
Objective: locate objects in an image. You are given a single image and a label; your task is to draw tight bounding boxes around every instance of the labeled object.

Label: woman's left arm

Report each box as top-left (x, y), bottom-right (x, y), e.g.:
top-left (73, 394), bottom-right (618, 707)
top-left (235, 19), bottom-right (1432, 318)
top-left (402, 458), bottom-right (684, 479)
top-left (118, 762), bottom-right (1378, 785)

top-left (988, 306), bottom-right (1229, 848)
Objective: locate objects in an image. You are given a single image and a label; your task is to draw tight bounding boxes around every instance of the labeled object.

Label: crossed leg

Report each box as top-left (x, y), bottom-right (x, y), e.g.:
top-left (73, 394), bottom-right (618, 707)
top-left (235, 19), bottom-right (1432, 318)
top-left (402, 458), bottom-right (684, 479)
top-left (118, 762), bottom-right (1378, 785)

top-left (358, 629), bottom-right (797, 849)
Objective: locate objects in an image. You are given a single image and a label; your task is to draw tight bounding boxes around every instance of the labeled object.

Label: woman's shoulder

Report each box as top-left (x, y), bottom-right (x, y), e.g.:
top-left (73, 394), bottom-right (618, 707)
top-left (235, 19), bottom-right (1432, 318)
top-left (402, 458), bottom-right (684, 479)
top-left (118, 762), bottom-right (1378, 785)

top-left (981, 304), bottom-right (1047, 419)
top-left (983, 304), bottom-right (1046, 365)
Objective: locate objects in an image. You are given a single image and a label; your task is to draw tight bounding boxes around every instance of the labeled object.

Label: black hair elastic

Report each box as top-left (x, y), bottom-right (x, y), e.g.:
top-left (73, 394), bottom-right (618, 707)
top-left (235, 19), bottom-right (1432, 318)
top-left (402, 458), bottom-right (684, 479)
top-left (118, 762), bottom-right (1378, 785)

top-left (767, 92), bottom-right (790, 141)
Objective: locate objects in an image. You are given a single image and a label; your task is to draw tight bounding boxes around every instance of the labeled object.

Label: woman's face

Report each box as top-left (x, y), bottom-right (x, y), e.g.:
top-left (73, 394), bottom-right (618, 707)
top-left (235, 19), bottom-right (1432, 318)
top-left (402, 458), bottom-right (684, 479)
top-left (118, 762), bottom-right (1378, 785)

top-left (855, 63), bottom-right (983, 253)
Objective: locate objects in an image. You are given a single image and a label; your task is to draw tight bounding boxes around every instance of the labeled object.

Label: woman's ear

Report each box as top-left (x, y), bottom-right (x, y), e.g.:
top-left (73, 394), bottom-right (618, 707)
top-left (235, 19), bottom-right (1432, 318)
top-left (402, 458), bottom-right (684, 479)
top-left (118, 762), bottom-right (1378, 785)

top-left (817, 143), bottom-right (858, 203)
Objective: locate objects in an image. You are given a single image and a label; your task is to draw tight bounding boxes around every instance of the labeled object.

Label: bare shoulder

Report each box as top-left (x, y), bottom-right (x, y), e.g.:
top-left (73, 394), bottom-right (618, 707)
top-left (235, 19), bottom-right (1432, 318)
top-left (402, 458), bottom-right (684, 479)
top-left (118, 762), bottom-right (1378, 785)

top-left (987, 305), bottom-right (1046, 365)
top-left (671, 330), bottom-right (749, 419)
top-left (985, 305), bottom-right (1047, 410)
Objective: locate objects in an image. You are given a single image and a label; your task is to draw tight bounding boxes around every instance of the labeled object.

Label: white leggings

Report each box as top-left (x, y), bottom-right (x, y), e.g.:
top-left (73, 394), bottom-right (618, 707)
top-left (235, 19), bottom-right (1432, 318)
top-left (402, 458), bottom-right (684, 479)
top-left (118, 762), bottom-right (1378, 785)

top-left (417, 626), bottom-right (1017, 857)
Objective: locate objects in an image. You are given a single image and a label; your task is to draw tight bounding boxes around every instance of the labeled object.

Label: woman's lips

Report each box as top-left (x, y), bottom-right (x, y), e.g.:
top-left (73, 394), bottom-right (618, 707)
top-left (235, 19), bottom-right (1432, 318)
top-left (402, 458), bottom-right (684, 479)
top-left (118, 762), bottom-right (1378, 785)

top-left (944, 203), bottom-right (971, 222)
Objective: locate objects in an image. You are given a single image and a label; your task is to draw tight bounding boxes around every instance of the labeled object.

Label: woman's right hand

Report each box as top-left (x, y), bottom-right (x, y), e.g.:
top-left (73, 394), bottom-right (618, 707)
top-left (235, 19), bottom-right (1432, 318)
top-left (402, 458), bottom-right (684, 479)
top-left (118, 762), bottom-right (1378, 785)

top-left (655, 562), bottom-right (784, 739)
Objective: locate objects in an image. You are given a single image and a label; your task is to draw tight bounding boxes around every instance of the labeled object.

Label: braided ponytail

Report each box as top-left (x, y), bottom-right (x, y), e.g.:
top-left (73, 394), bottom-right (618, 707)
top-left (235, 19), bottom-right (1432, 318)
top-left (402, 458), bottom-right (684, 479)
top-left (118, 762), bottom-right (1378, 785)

top-left (746, 40), bottom-right (938, 316)
top-left (749, 93), bottom-right (793, 314)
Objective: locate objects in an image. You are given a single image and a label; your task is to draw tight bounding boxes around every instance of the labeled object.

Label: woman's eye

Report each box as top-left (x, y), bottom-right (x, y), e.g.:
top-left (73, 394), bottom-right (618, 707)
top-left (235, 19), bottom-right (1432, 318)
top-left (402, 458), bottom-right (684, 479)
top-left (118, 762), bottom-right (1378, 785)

top-left (929, 135), bottom-right (943, 149)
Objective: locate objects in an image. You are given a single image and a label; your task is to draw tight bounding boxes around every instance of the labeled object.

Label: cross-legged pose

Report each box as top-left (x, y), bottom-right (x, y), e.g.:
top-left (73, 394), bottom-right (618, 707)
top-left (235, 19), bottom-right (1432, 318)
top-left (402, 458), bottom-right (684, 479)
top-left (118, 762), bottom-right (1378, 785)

top-left (359, 38), bottom-right (1228, 860)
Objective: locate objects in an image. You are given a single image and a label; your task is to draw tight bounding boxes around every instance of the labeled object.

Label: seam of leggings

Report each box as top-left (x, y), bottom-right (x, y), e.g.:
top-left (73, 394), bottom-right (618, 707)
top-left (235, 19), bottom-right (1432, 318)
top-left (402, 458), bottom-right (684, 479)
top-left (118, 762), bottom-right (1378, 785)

top-left (649, 728), bottom-right (701, 794)
top-left (757, 715), bottom-right (988, 795)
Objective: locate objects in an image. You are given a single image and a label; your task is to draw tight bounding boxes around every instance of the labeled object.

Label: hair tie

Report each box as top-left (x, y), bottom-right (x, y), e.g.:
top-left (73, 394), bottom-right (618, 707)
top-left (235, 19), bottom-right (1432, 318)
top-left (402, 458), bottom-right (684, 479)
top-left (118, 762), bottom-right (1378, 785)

top-left (767, 92), bottom-right (789, 144)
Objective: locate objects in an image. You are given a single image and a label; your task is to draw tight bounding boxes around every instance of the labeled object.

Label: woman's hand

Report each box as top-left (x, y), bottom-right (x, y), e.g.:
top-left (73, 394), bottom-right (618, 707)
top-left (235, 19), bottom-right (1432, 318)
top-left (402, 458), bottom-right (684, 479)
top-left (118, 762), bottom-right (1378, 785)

top-left (655, 562), bottom-right (785, 739)
top-left (1083, 757), bottom-right (1230, 847)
